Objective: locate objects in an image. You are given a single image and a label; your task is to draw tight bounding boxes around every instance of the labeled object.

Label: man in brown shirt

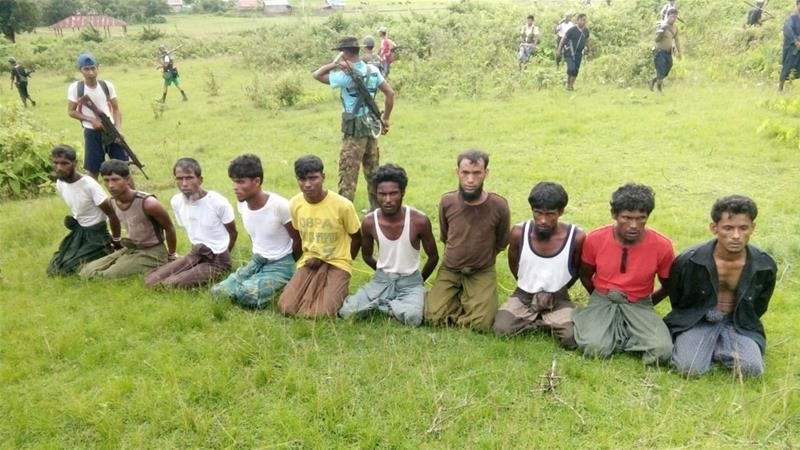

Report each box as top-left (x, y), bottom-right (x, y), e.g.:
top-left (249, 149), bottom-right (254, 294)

top-left (425, 149), bottom-right (511, 332)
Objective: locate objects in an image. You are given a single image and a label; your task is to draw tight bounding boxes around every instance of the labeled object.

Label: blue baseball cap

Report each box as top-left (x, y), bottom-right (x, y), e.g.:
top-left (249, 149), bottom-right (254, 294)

top-left (77, 53), bottom-right (97, 68)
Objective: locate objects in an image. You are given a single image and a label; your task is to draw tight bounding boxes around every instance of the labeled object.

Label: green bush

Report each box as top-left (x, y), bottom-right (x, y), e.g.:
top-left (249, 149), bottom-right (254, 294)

top-left (0, 104), bottom-right (58, 199)
top-left (79, 25), bottom-right (103, 43)
top-left (139, 24), bottom-right (166, 41)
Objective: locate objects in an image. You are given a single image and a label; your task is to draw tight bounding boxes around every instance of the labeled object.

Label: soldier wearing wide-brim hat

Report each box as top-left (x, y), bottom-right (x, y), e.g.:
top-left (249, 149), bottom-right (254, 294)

top-left (312, 36), bottom-right (395, 212)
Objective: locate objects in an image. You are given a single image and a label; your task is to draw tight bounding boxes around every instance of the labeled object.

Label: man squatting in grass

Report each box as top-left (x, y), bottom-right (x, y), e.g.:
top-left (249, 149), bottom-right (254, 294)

top-left (572, 183), bottom-right (675, 365)
top-left (211, 154), bottom-right (301, 308)
top-left (80, 160), bottom-right (177, 280)
top-left (425, 150), bottom-right (511, 332)
top-left (779, 0), bottom-right (800, 92)
top-left (144, 158), bottom-right (237, 289)
top-left (339, 164), bottom-right (439, 327)
top-left (557, 13), bottom-right (591, 91)
top-left (277, 155), bottom-right (362, 318)
top-left (67, 53), bottom-right (128, 180)
top-left (48, 144), bottom-right (121, 276)
top-left (313, 36), bottom-right (395, 212)
top-left (493, 182), bottom-right (585, 348)
top-left (665, 195), bottom-right (776, 377)
top-left (650, 8), bottom-right (682, 93)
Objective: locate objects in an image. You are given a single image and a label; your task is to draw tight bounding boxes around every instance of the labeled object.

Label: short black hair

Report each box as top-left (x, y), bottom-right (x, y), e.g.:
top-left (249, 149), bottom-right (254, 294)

top-left (173, 157), bottom-right (201, 177)
top-left (100, 159), bottom-right (130, 178)
top-left (527, 14), bottom-right (534, 20)
top-left (576, 13), bottom-right (587, 20)
top-left (711, 195), bottom-right (758, 222)
top-left (294, 155), bottom-right (324, 178)
top-left (457, 149), bottom-right (490, 169)
top-left (373, 164), bottom-right (408, 193)
top-left (610, 183), bottom-right (655, 215)
top-left (51, 144), bottom-right (77, 161)
top-left (528, 182), bottom-right (568, 210)
top-left (228, 154), bottom-right (263, 181)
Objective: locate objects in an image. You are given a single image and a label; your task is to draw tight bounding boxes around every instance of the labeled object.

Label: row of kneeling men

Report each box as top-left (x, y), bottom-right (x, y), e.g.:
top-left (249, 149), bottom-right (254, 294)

top-left (48, 146), bottom-right (776, 378)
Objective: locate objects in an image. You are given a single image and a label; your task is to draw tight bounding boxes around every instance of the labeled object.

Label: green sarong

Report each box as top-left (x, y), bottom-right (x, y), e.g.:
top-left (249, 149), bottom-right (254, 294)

top-left (47, 217), bottom-right (111, 276)
top-left (572, 290), bottom-right (673, 365)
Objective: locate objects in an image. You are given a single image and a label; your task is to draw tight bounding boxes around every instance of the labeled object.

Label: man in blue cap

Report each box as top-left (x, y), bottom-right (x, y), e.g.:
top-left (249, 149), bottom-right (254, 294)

top-left (67, 53), bottom-right (127, 180)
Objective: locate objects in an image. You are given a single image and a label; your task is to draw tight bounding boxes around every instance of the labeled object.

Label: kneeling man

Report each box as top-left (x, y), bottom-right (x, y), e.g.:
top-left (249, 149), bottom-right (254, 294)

top-left (48, 144), bottom-right (121, 275)
top-left (493, 182), bottom-right (584, 348)
top-left (145, 158), bottom-right (237, 289)
top-left (80, 159), bottom-right (177, 279)
top-left (665, 195), bottom-right (776, 377)
top-left (425, 149), bottom-right (510, 332)
top-left (573, 183), bottom-right (674, 365)
top-left (278, 155), bottom-right (361, 318)
top-left (339, 164), bottom-right (439, 326)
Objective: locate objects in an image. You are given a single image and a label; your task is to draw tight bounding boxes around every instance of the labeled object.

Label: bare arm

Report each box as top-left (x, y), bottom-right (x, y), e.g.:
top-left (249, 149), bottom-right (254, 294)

top-left (67, 100), bottom-right (102, 129)
top-left (284, 222), bottom-right (302, 261)
top-left (312, 61), bottom-right (346, 85)
top-left (507, 225), bottom-right (523, 280)
top-left (579, 262), bottom-right (596, 295)
top-left (378, 80), bottom-right (395, 134)
top-left (224, 221), bottom-right (238, 252)
top-left (109, 97), bottom-right (122, 130)
top-left (565, 229), bottom-right (586, 288)
top-left (652, 276), bottom-right (669, 305)
top-left (360, 216), bottom-right (377, 270)
top-left (416, 214), bottom-right (439, 281)
top-left (143, 196), bottom-right (177, 258)
top-left (350, 230), bottom-right (362, 260)
top-left (98, 199), bottom-right (122, 249)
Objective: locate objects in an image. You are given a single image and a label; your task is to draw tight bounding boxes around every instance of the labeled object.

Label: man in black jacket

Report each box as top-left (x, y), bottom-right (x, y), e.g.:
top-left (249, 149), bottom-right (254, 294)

top-left (665, 195), bottom-right (777, 377)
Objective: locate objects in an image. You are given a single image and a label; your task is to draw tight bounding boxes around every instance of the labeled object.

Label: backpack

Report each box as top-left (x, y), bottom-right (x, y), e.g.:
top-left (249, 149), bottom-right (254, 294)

top-left (77, 80), bottom-right (110, 99)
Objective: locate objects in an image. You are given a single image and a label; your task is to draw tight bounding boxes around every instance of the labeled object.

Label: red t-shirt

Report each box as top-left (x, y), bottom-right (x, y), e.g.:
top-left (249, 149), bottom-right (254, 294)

top-left (581, 224), bottom-right (674, 302)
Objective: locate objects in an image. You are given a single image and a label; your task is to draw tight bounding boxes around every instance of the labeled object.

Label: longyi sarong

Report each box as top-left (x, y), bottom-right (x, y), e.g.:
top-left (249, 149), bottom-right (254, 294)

top-left (47, 217), bottom-right (110, 276)
top-left (572, 290), bottom-right (672, 365)
top-left (145, 244), bottom-right (231, 289)
top-left (277, 262), bottom-right (351, 319)
top-left (493, 287), bottom-right (576, 348)
top-left (339, 269), bottom-right (425, 326)
top-left (672, 313), bottom-right (764, 377)
top-left (211, 253), bottom-right (296, 309)
top-left (425, 265), bottom-right (498, 332)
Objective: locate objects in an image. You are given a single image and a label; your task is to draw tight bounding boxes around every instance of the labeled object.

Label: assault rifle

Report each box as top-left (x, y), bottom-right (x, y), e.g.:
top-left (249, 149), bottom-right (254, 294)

top-left (340, 54), bottom-right (384, 137)
top-left (79, 95), bottom-right (149, 179)
top-left (743, 0), bottom-right (774, 18)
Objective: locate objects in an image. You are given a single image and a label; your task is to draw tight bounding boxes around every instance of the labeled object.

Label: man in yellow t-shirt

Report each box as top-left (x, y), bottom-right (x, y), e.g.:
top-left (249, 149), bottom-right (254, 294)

top-left (278, 155), bottom-right (362, 318)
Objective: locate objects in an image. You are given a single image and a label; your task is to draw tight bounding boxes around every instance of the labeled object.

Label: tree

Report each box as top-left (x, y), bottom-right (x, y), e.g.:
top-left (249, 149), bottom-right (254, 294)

top-left (40, 0), bottom-right (80, 26)
top-left (0, 0), bottom-right (40, 43)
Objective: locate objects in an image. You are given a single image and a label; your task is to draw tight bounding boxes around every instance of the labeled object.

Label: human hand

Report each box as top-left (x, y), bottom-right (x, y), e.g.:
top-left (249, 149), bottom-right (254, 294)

top-left (305, 257), bottom-right (323, 269)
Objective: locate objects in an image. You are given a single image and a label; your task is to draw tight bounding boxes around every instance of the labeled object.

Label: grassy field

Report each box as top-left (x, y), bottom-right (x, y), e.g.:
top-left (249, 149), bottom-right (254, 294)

top-left (2, 9), bottom-right (800, 448)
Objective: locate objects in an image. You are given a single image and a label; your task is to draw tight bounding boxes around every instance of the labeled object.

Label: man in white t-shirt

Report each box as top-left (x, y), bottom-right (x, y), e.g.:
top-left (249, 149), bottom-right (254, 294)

top-left (555, 12), bottom-right (574, 67)
top-left (145, 158), bottom-right (238, 289)
top-left (67, 53), bottom-right (128, 180)
top-left (47, 144), bottom-right (121, 276)
top-left (211, 154), bottom-right (301, 308)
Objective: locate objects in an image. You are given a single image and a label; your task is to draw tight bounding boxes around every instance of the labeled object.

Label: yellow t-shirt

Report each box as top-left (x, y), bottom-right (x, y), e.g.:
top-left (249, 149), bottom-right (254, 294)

top-left (290, 191), bottom-right (361, 273)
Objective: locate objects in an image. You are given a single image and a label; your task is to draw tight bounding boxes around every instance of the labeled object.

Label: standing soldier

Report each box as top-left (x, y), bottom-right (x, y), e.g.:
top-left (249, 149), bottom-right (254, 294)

top-left (746, 0), bottom-right (767, 27)
top-left (650, 8), bottom-right (682, 93)
top-left (779, 1), bottom-right (800, 92)
top-left (361, 35), bottom-right (381, 66)
top-left (313, 36), bottom-right (395, 212)
top-left (8, 57), bottom-right (36, 107)
top-left (554, 12), bottom-right (574, 68)
top-left (158, 44), bottom-right (188, 103)
top-left (557, 13), bottom-right (591, 91)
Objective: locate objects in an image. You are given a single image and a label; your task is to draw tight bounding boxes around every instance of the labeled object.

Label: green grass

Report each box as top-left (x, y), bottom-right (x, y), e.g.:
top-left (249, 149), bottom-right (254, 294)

top-left (2, 36), bottom-right (800, 449)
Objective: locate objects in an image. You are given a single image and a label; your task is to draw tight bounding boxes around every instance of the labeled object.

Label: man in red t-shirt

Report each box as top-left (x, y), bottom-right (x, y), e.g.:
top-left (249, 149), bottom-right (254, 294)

top-left (573, 183), bottom-right (674, 365)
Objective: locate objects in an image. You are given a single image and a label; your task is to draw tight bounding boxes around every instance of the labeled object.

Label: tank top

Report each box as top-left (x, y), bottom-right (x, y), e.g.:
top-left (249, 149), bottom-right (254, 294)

top-left (517, 221), bottom-right (575, 294)
top-left (113, 191), bottom-right (164, 248)
top-left (375, 206), bottom-right (420, 275)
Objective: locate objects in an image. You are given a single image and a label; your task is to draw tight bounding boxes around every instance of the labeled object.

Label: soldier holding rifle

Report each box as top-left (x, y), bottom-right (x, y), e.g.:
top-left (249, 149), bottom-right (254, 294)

top-left (157, 44), bottom-right (188, 103)
top-left (779, 0), bottom-right (800, 91)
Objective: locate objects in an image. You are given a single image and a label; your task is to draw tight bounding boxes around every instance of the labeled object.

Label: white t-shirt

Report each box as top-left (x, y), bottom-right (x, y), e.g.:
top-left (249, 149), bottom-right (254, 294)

top-left (557, 21), bottom-right (574, 38)
top-left (56, 176), bottom-right (108, 227)
top-left (67, 80), bottom-right (118, 129)
top-left (171, 190), bottom-right (235, 254)
top-left (239, 192), bottom-right (293, 260)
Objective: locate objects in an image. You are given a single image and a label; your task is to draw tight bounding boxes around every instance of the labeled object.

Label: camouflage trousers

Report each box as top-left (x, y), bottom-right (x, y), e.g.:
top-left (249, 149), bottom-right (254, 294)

top-left (338, 135), bottom-right (379, 210)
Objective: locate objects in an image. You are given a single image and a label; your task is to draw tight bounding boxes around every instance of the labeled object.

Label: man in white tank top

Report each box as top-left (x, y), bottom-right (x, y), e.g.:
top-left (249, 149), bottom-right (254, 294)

top-left (339, 164), bottom-right (439, 326)
top-left (493, 182), bottom-right (584, 348)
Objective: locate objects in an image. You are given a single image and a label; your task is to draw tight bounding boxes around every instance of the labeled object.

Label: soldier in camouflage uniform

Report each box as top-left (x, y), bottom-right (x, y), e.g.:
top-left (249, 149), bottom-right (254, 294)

top-left (313, 36), bottom-right (395, 212)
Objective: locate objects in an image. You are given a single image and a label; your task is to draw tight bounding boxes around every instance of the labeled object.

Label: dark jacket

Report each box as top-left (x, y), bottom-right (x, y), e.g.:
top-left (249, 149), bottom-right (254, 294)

top-left (664, 239), bottom-right (777, 353)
